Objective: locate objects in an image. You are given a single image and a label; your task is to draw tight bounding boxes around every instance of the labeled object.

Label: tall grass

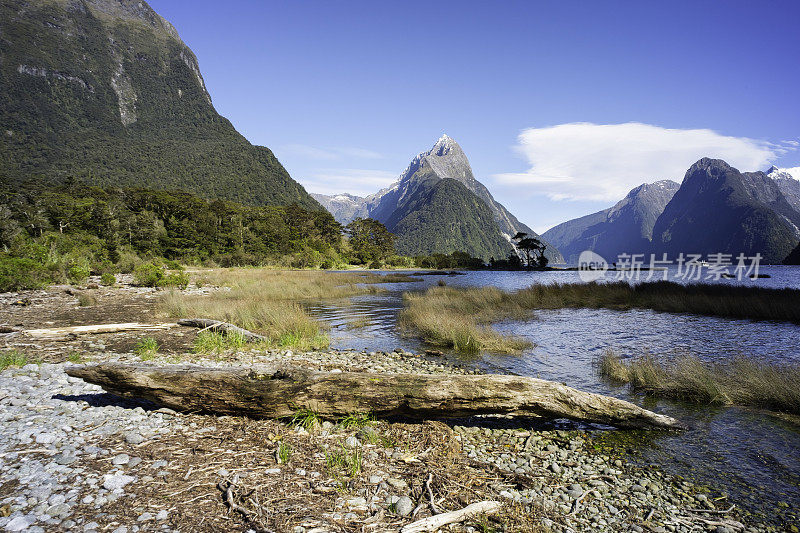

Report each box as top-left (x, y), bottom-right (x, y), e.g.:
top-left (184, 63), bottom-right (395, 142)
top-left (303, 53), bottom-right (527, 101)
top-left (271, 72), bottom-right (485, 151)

top-left (598, 350), bottom-right (800, 414)
top-left (400, 286), bottom-right (533, 354)
top-left (400, 281), bottom-right (800, 354)
top-left (161, 269), bottom-right (411, 351)
top-left (0, 350), bottom-right (29, 371)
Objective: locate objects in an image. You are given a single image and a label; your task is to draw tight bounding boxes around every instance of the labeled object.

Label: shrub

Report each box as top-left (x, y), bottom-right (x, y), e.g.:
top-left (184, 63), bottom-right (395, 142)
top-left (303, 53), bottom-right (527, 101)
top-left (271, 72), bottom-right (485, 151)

top-left (67, 264), bottom-right (90, 284)
top-left (116, 250), bottom-right (142, 274)
top-left (0, 256), bottom-right (49, 292)
top-left (369, 260), bottom-right (383, 269)
top-left (159, 271), bottom-right (190, 289)
top-left (132, 261), bottom-right (164, 287)
top-left (100, 272), bottom-right (116, 286)
top-left (77, 293), bottom-right (97, 306)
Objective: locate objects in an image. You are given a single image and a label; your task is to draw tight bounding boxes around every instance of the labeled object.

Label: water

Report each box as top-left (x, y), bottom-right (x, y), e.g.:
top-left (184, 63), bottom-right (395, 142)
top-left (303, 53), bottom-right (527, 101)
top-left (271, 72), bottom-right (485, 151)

top-left (308, 266), bottom-right (800, 524)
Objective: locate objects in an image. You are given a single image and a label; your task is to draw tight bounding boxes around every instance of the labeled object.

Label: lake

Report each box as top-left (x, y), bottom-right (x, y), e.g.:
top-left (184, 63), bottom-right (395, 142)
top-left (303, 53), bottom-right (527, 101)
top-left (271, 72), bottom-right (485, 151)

top-left (309, 266), bottom-right (800, 525)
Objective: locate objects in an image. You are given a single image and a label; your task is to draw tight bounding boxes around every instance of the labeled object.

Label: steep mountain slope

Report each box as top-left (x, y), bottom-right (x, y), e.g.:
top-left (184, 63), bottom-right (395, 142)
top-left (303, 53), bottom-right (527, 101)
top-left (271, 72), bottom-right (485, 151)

top-left (310, 193), bottom-right (368, 224)
top-left (387, 178), bottom-right (514, 259)
top-left (318, 135), bottom-right (562, 262)
top-left (652, 159), bottom-right (799, 263)
top-left (543, 180), bottom-right (679, 263)
top-left (0, 0), bottom-right (319, 209)
top-left (784, 241), bottom-right (800, 265)
top-left (767, 166), bottom-right (800, 214)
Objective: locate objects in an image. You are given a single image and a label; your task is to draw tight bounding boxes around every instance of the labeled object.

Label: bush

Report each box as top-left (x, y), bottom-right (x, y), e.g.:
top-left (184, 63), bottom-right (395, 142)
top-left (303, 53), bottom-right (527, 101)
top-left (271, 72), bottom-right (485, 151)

top-left (100, 272), bottom-right (116, 286)
top-left (160, 271), bottom-right (190, 289)
top-left (133, 337), bottom-right (159, 360)
top-left (0, 256), bottom-right (49, 292)
top-left (67, 264), bottom-right (90, 284)
top-left (132, 261), bottom-right (164, 287)
top-left (369, 260), bottom-right (383, 270)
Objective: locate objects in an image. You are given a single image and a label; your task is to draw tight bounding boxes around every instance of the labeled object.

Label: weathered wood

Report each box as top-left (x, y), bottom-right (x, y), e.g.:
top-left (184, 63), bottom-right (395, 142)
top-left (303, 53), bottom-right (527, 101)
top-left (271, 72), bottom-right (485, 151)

top-left (24, 322), bottom-right (177, 339)
top-left (65, 363), bottom-right (684, 429)
top-left (176, 318), bottom-right (265, 342)
top-left (401, 501), bottom-right (502, 533)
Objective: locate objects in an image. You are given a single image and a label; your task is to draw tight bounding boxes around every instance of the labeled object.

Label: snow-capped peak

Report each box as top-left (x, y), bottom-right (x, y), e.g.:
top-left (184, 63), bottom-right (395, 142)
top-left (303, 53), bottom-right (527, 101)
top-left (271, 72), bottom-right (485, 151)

top-left (767, 165), bottom-right (800, 182)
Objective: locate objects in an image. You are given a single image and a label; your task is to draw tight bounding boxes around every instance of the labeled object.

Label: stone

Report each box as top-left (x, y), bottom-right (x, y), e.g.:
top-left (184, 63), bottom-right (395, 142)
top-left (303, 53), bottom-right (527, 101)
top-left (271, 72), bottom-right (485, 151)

top-left (394, 496), bottom-right (413, 517)
top-left (549, 462), bottom-right (562, 474)
top-left (156, 510), bottom-right (168, 521)
top-left (344, 436), bottom-right (361, 448)
top-left (137, 512), bottom-right (152, 521)
top-left (112, 454), bottom-right (130, 465)
top-left (124, 432), bottom-right (145, 445)
top-left (102, 473), bottom-right (135, 491)
top-left (5, 515), bottom-right (37, 532)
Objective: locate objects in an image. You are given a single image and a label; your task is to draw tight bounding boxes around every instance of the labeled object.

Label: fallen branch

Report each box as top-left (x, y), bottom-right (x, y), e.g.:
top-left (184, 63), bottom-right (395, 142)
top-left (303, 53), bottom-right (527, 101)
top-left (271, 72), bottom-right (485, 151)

top-left (65, 363), bottom-right (685, 429)
top-left (401, 500), bottom-right (502, 533)
top-left (24, 322), bottom-right (177, 339)
top-left (424, 473), bottom-right (440, 514)
top-left (177, 318), bottom-right (265, 342)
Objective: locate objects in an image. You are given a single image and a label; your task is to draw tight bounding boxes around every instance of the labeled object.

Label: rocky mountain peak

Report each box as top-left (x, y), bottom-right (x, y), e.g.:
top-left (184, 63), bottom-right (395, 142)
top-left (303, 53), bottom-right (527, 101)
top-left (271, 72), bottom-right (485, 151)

top-left (84, 0), bottom-right (181, 41)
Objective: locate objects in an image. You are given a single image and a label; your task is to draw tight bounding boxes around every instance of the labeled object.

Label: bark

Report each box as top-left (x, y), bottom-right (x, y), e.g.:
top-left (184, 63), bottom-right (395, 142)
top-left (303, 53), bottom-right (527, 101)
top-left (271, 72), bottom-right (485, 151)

top-left (176, 318), bottom-right (265, 342)
top-left (65, 363), bottom-right (684, 429)
top-left (24, 322), bottom-right (177, 339)
top-left (401, 501), bottom-right (502, 533)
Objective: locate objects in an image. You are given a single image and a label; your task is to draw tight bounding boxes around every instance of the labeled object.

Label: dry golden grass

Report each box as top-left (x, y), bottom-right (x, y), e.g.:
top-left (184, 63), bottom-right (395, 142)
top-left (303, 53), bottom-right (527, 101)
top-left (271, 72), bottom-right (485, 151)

top-left (400, 280), bottom-right (800, 355)
top-left (598, 350), bottom-right (800, 414)
top-left (400, 286), bottom-right (533, 354)
top-left (161, 269), bottom-right (417, 351)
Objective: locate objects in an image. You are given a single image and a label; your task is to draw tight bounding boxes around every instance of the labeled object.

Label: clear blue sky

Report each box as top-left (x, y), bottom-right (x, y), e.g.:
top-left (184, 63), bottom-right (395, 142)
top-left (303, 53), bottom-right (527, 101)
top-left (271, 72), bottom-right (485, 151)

top-left (149, 0), bottom-right (800, 232)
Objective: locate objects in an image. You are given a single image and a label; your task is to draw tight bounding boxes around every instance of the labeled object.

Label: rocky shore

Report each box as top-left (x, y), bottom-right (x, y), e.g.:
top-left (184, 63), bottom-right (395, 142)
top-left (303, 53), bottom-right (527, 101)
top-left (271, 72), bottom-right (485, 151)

top-left (0, 347), bottom-right (774, 532)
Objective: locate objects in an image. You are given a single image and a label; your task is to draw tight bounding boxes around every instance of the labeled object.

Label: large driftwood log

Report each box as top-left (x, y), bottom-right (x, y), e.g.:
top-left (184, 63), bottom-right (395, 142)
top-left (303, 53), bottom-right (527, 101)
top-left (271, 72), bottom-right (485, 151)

top-left (177, 318), bottom-right (265, 342)
top-left (24, 322), bottom-right (177, 339)
top-left (65, 363), bottom-right (683, 429)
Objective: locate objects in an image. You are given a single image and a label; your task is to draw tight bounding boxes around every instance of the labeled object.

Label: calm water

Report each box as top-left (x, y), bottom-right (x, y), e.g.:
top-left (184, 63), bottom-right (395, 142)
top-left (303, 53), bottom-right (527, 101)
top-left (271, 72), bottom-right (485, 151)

top-left (308, 267), bottom-right (800, 524)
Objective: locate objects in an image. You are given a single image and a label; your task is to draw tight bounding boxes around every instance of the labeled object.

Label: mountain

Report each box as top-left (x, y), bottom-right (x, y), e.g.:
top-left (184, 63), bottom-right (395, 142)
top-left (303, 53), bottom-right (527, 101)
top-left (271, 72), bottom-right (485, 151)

top-left (0, 0), bottom-right (319, 210)
top-left (317, 135), bottom-right (563, 262)
top-left (310, 193), bottom-right (369, 224)
top-left (784, 241), bottom-right (800, 265)
top-left (651, 158), bottom-right (800, 264)
top-left (543, 180), bottom-right (680, 263)
top-left (767, 166), bottom-right (800, 214)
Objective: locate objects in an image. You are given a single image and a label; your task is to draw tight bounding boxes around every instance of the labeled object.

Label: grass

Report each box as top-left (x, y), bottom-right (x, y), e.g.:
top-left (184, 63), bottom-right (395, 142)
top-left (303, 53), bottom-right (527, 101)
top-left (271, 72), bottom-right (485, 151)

top-left (133, 337), bottom-right (159, 360)
top-left (291, 409), bottom-right (322, 431)
top-left (192, 331), bottom-right (247, 354)
top-left (276, 441), bottom-right (292, 464)
top-left (0, 350), bottom-right (28, 371)
top-left (400, 281), bottom-right (800, 354)
top-left (597, 350), bottom-right (800, 414)
top-left (66, 351), bottom-right (84, 363)
top-left (160, 269), bottom-right (418, 351)
top-left (325, 446), bottom-right (363, 478)
top-left (337, 413), bottom-right (374, 429)
top-left (399, 286), bottom-right (534, 354)
top-left (77, 293), bottom-right (97, 307)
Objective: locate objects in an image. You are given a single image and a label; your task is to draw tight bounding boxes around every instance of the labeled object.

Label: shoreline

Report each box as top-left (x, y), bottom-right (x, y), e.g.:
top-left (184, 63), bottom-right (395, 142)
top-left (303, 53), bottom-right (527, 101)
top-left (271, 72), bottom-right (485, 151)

top-left (0, 346), bottom-right (775, 532)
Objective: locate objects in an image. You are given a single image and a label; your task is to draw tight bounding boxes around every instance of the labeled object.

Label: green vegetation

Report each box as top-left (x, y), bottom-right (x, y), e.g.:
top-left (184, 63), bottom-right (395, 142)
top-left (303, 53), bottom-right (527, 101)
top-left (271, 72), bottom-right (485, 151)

top-left (0, 350), bottom-right (28, 371)
top-left (192, 331), bottom-right (247, 355)
top-left (100, 272), bottom-right (116, 286)
top-left (337, 413), bottom-right (374, 429)
top-left (66, 351), bottom-right (84, 364)
top-left (345, 218), bottom-right (396, 266)
top-left (598, 351), bottom-right (800, 414)
top-left (276, 442), bottom-right (292, 465)
top-left (0, 256), bottom-right (49, 292)
top-left (325, 446), bottom-right (363, 478)
top-left (133, 337), bottom-right (159, 360)
top-left (291, 409), bottom-right (322, 432)
top-left (0, 0), bottom-right (319, 210)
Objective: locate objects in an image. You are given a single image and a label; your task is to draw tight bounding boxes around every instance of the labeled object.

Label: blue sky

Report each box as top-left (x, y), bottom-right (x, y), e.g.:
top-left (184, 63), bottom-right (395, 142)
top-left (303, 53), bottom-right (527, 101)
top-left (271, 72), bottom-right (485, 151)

top-left (149, 0), bottom-right (800, 232)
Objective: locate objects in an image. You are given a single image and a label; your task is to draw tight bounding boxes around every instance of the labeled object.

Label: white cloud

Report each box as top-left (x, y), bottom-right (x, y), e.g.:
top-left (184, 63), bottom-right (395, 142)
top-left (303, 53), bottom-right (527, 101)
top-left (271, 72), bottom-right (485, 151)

top-left (280, 144), bottom-right (382, 160)
top-left (493, 122), bottom-right (795, 202)
top-left (299, 169), bottom-right (397, 196)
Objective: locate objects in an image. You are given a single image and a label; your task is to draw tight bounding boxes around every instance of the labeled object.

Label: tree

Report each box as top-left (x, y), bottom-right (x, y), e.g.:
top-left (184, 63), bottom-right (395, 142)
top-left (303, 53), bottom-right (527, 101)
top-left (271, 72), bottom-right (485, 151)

top-left (345, 218), bottom-right (395, 264)
top-left (513, 233), bottom-right (548, 269)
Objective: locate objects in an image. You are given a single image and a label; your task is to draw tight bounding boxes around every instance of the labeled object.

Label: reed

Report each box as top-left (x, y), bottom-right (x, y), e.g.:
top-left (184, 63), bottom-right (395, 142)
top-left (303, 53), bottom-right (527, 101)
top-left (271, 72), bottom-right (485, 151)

top-left (161, 269), bottom-right (414, 351)
top-left (598, 350), bottom-right (800, 414)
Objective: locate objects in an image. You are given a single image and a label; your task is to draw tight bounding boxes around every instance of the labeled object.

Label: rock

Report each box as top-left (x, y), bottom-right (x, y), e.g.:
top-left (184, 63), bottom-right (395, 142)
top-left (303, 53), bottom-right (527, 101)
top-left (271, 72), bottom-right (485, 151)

top-left (344, 436), bottom-right (361, 448)
top-left (156, 510), bottom-right (169, 521)
top-left (35, 433), bottom-right (56, 445)
top-left (124, 432), bottom-right (145, 445)
top-left (111, 527), bottom-right (128, 533)
top-left (394, 496), bottom-right (413, 517)
top-left (549, 462), bottom-right (562, 474)
top-left (112, 454), bottom-right (130, 465)
top-left (5, 515), bottom-right (36, 531)
top-left (368, 475), bottom-right (383, 484)
top-left (137, 512), bottom-right (152, 521)
top-left (102, 473), bottom-right (135, 491)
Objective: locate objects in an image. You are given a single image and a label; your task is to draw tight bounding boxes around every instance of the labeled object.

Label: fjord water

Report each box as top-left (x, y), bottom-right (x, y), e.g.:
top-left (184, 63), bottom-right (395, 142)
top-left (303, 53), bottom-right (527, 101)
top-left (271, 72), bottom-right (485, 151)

top-left (310, 267), bottom-right (800, 524)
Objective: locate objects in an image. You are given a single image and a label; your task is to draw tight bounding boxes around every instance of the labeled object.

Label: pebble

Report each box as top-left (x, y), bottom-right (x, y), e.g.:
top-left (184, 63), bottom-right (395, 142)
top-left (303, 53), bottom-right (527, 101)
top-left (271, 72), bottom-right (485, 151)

top-left (394, 496), bottom-right (413, 517)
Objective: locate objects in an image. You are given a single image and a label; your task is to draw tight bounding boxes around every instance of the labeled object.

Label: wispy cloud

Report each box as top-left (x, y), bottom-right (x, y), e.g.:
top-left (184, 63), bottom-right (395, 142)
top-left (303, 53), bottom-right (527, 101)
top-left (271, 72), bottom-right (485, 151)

top-left (280, 144), bottom-right (382, 161)
top-left (299, 169), bottom-right (397, 196)
top-left (492, 122), bottom-right (796, 202)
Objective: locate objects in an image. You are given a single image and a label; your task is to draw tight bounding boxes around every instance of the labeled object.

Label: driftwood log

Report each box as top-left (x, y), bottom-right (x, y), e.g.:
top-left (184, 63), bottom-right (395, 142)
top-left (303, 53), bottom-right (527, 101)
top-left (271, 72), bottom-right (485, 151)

top-left (24, 322), bottom-right (177, 339)
top-left (65, 364), bottom-right (683, 429)
top-left (177, 318), bottom-right (265, 342)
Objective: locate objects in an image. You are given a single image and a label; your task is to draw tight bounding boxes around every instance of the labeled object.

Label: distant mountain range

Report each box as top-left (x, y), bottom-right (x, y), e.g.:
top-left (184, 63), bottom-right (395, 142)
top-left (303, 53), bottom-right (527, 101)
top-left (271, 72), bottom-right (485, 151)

top-left (545, 159), bottom-right (800, 264)
top-left (543, 180), bottom-right (680, 264)
top-left (0, 0), bottom-right (319, 210)
top-left (314, 135), bottom-right (563, 262)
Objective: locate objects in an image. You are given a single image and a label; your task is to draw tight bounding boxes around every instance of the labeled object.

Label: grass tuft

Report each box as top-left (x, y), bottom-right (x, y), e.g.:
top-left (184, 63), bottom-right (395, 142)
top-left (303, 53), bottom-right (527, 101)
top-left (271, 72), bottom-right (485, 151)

top-left (276, 441), bottom-right (292, 464)
top-left (77, 293), bottom-right (97, 307)
top-left (338, 412), bottom-right (374, 429)
top-left (598, 350), bottom-right (800, 414)
top-left (291, 409), bottom-right (322, 431)
top-left (133, 337), bottom-right (159, 360)
top-left (0, 350), bottom-right (28, 371)
top-left (325, 446), bottom-right (363, 478)
top-left (66, 351), bottom-right (84, 363)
